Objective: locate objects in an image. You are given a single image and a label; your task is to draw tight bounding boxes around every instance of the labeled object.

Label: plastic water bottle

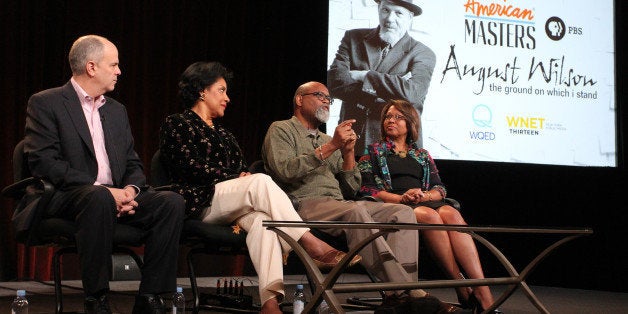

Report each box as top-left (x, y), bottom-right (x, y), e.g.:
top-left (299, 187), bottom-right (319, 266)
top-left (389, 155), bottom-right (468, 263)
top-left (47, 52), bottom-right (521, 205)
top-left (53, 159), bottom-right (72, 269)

top-left (11, 290), bottom-right (29, 314)
top-left (172, 286), bottom-right (185, 314)
top-left (293, 284), bottom-right (305, 314)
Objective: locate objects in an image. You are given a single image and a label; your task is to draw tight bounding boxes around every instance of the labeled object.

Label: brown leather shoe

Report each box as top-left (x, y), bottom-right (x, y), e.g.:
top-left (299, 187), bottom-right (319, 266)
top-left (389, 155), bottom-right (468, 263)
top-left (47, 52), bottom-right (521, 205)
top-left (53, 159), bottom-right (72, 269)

top-left (311, 249), bottom-right (362, 271)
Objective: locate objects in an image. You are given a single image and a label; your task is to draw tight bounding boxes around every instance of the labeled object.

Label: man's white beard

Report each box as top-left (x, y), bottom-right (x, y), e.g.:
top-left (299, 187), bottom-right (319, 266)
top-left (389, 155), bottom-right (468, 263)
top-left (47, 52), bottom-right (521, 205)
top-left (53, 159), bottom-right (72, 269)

top-left (315, 107), bottom-right (330, 123)
top-left (379, 30), bottom-right (403, 45)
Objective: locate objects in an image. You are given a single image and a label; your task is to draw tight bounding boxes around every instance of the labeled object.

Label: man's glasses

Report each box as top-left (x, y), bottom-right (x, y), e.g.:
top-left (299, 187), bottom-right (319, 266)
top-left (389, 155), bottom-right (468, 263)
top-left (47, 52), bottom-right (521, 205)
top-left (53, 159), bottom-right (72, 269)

top-left (302, 92), bottom-right (334, 105)
top-left (384, 113), bottom-right (406, 121)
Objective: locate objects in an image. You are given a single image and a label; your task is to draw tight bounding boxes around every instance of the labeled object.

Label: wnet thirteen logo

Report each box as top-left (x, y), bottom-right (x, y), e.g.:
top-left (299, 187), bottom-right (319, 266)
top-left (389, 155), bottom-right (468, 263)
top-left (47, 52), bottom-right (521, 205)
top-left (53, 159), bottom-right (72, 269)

top-left (469, 104), bottom-right (495, 141)
top-left (463, 0), bottom-right (536, 49)
top-left (506, 115), bottom-right (545, 135)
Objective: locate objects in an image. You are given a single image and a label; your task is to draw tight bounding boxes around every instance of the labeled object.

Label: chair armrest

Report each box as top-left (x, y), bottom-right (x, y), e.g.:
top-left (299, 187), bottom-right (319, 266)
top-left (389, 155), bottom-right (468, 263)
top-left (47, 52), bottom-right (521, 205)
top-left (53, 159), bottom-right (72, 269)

top-left (288, 194), bottom-right (301, 211)
top-left (444, 197), bottom-right (461, 210)
top-left (153, 184), bottom-right (174, 192)
top-left (1, 177), bottom-right (53, 200)
top-left (356, 195), bottom-right (381, 202)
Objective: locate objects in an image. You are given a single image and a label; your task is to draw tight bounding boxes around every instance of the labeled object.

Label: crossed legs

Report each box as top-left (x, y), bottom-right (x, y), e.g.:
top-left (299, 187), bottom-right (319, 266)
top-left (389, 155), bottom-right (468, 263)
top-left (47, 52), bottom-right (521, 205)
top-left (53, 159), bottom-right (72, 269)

top-left (298, 198), bottom-right (425, 297)
top-left (207, 174), bottom-right (349, 313)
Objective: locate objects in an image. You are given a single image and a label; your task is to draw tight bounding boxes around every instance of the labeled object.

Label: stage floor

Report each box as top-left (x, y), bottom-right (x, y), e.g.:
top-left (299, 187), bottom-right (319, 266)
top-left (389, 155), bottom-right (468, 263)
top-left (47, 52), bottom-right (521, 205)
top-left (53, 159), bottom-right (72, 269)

top-left (1, 274), bottom-right (627, 313)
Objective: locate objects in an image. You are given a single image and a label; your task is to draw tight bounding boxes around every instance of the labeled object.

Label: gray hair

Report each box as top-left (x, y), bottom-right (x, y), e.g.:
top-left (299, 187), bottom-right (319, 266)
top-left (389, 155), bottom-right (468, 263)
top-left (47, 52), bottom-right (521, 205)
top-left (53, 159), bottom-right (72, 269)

top-left (68, 35), bottom-right (107, 75)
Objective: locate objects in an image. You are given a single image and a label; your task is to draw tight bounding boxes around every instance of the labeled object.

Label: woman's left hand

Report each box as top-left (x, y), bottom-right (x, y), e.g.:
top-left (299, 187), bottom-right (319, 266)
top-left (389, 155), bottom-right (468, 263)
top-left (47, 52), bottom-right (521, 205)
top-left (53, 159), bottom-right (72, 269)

top-left (401, 188), bottom-right (421, 204)
top-left (239, 172), bottom-right (251, 177)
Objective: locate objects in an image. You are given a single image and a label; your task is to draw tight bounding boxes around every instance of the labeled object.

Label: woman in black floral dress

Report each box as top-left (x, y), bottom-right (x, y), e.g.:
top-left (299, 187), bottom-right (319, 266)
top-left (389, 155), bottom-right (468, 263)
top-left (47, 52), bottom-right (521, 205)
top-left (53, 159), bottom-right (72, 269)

top-left (159, 62), bottom-right (360, 314)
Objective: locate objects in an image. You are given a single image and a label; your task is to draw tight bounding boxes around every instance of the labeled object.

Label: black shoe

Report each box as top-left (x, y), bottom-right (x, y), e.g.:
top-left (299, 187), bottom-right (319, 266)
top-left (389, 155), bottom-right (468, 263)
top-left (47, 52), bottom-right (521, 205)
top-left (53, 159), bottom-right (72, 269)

top-left (84, 295), bottom-right (112, 314)
top-left (375, 293), bottom-right (414, 314)
top-left (376, 293), bottom-right (468, 314)
top-left (466, 294), bottom-right (504, 314)
top-left (132, 294), bottom-right (166, 314)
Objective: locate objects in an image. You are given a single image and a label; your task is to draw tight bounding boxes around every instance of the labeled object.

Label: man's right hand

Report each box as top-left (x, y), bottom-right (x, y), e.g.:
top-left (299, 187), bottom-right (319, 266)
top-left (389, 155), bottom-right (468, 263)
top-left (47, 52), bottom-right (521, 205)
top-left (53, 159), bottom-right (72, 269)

top-left (331, 119), bottom-right (357, 150)
top-left (331, 119), bottom-right (358, 170)
top-left (106, 187), bottom-right (138, 217)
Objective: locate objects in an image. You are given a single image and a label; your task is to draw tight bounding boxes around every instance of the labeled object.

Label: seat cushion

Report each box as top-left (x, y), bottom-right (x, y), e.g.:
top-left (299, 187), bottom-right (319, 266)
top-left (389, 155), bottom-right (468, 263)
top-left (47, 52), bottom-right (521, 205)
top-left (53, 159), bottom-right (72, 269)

top-left (182, 219), bottom-right (247, 251)
top-left (35, 218), bottom-right (145, 247)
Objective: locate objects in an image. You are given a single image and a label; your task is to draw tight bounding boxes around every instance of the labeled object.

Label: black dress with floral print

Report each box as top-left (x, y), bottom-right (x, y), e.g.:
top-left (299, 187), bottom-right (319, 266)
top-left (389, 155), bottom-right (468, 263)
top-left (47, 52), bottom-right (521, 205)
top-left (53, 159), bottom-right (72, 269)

top-left (159, 109), bottom-right (246, 219)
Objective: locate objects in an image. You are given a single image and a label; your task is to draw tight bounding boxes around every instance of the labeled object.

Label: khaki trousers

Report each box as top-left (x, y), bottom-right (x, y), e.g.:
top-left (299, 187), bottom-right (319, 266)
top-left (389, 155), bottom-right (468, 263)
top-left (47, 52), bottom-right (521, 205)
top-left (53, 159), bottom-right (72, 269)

top-left (299, 198), bottom-right (420, 291)
top-left (202, 173), bottom-right (309, 304)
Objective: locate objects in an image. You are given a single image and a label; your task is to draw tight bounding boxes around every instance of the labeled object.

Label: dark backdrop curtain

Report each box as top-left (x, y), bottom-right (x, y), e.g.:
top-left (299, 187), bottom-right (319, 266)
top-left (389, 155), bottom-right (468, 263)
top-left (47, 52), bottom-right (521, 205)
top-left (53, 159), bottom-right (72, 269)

top-left (0, 0), bottom-right (329, 281)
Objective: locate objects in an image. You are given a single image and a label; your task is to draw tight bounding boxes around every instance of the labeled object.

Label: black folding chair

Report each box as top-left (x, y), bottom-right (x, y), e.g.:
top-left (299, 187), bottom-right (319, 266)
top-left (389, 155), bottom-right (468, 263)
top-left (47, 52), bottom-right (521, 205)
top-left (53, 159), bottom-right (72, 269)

top-left (2, 140), bottom-right (145, 314)
top-left (150, 150), bottom-right (252, 313)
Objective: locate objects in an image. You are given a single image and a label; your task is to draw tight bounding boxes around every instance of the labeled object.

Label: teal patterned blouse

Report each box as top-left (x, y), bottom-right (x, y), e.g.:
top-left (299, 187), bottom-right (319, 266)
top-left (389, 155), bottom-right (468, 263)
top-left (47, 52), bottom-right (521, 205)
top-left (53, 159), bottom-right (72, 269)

top-left (357, 138), bottom-right (447, 199)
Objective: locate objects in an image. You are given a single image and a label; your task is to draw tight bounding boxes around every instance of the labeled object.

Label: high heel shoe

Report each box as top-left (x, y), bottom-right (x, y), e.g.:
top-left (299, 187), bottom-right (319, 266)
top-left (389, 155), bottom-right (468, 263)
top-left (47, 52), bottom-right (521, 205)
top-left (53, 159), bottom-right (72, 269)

top-left (456, 274), bottom-right (473, 309)
top-left (466, 294), bottom-right (503, 314)
top-left (457, 295), bottom-right (470, 309)
top-left (456, 288), bottom-right (473, 309)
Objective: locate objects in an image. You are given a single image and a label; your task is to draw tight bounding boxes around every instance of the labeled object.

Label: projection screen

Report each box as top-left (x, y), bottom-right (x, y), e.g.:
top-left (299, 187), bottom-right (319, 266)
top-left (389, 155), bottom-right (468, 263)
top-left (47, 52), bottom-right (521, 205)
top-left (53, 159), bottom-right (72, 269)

top-left (326, 0), bottom-right (616, 167)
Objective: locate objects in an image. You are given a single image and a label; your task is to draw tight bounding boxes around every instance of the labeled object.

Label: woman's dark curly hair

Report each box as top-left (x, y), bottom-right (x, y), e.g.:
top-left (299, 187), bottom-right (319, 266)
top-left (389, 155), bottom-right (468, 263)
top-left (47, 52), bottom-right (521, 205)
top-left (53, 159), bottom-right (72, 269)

top-left (178, 61), bottom-right (233, 109)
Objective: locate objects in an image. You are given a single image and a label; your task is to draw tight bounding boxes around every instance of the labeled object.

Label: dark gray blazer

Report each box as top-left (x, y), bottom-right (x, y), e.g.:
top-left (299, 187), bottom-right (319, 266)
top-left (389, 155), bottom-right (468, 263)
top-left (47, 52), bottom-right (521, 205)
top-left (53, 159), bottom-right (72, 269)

top-left (328, 27), bottom-right (436, 152)
top-left (11, 81), bottom-right (146, 236)
top-left (23, 80), bottom-right (146, 197)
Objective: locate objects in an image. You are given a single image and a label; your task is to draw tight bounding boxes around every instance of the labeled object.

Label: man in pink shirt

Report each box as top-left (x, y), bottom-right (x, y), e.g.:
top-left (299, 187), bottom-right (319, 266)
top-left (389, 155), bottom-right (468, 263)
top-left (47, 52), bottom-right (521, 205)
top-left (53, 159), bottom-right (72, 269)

top-left (23, 34), bottom-right (184, 314)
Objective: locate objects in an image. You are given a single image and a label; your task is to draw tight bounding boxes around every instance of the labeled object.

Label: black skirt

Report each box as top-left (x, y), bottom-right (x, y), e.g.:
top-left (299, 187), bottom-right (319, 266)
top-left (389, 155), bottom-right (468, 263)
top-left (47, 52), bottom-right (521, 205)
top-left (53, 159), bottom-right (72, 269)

top-left (413, 200), bottom-right (450, 210)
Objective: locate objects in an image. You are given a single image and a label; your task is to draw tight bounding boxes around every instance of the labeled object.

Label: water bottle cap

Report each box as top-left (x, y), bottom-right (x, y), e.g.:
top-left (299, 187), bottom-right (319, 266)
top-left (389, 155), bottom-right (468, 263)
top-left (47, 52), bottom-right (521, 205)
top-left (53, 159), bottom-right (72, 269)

top-left (296, 284), bottom-right (303, 290)
top-left (176, 286), bottom-right (183, 293)
top-left (17, 290), bottom-right (26, 296)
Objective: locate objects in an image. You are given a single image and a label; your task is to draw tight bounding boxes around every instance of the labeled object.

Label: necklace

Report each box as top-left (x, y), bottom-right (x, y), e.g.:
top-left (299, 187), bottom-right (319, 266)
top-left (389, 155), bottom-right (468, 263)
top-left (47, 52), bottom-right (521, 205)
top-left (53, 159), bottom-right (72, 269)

top-left (204, 117), bottom-right (214, 128)
top-left (394, 142), bottom-right (408, 158)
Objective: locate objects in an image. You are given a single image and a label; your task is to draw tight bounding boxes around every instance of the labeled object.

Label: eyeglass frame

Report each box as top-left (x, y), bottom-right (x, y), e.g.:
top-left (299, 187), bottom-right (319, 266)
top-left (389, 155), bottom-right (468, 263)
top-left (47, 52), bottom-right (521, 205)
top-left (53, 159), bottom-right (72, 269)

top-left (301, 92), bottom-right (334, 105)
top-left (384, 113), bottom-right (406, 121)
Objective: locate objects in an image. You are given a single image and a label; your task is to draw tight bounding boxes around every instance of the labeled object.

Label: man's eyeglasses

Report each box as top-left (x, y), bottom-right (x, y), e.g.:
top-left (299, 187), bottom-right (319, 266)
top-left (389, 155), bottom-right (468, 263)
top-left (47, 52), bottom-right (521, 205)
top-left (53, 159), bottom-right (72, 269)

top-left (302, 92), bottom-right (334, 105)
top-left (384, 113), bottom-right (406, 121)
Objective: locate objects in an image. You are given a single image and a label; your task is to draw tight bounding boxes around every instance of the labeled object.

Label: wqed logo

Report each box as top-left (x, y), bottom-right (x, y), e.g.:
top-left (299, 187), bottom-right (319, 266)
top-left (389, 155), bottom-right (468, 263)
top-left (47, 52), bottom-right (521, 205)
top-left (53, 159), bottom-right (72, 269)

top-left (470, 104), bottom-right (495, 141)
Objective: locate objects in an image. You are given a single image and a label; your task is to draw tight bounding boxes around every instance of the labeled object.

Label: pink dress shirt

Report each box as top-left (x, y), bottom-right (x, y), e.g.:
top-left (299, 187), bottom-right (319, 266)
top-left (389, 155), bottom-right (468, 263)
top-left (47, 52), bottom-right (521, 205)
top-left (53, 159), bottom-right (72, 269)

top-left (71, 78), bottom-right (113, 186)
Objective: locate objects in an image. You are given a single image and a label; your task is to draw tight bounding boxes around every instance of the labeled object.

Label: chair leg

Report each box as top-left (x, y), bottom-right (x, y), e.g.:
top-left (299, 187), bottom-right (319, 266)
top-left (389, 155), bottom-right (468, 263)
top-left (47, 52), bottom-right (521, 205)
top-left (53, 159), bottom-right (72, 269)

top-left (344, 265), bottom-right (385, 309)
top-left (186, 248), bottom-right (259, 313)
top-left (53, 250), bottom-right (63, 314)
top-left (187, 248), bottom-right (201, 314)
top-left (53, 247), bottom-right (78, 314)
top-left (365, 267), bottom-right (386, 300)
top-left (51, 246), bottom-right (143, 314)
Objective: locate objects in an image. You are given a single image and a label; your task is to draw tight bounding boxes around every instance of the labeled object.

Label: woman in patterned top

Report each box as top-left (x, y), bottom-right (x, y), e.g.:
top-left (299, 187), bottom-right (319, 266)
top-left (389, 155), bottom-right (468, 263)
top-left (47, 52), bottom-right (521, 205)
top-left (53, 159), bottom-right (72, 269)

top-left (357, 99), bottom-right (498, 313)
top-left (159, 62), bottom-right (360, 314)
